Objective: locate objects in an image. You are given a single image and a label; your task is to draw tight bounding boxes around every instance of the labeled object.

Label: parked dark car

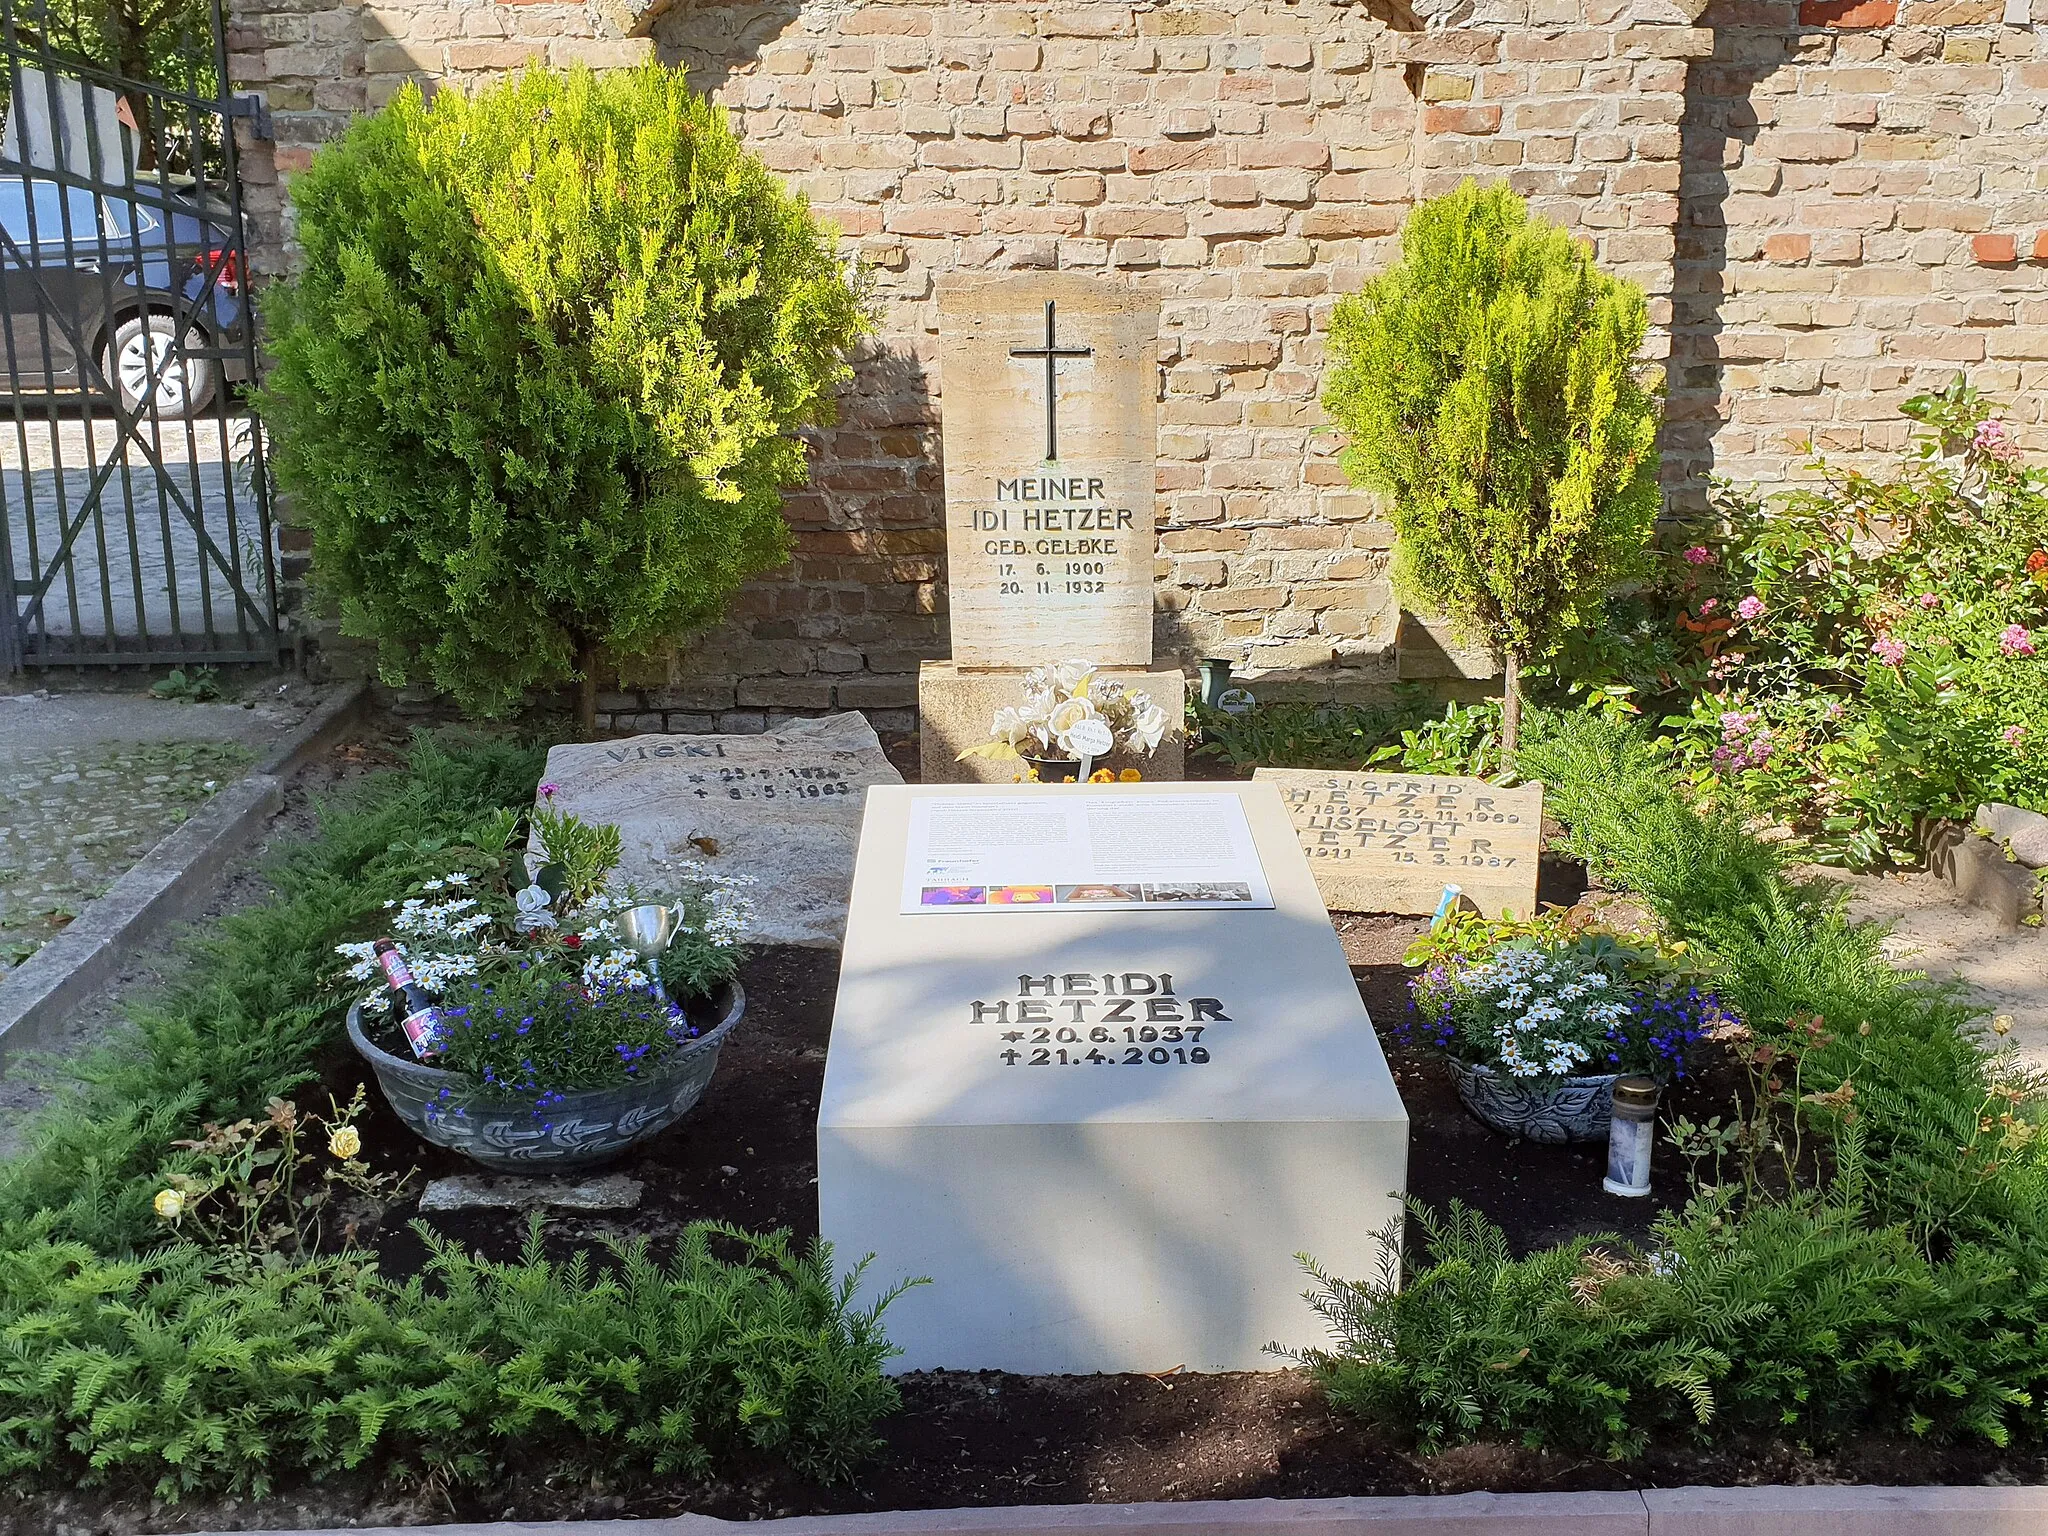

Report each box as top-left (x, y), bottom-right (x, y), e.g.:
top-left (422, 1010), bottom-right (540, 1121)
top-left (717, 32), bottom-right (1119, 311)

top-left (0, 167), bottom-right (249, 418)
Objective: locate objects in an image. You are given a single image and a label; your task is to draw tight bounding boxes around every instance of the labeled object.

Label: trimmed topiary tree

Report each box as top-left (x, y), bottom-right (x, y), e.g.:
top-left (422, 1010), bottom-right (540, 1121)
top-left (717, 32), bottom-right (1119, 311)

top-left (259, 65), bottom-right (870, 733)
top-left (1322, 180), bottom-right (1662, 761)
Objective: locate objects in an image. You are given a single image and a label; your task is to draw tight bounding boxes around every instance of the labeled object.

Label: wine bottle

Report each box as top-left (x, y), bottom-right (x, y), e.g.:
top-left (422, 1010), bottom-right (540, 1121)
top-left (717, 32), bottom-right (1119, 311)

top-left (373, 939), bottom-right (444, 1059)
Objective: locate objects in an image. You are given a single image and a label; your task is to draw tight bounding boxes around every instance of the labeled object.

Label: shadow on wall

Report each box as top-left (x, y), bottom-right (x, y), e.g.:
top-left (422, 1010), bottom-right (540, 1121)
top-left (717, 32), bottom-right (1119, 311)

top-left (652, 0), bottom-right (805, 95)
top-left (1667, 0), bottom-right (1798, 513)
top-left (627, 339), bottom-right (950, 726)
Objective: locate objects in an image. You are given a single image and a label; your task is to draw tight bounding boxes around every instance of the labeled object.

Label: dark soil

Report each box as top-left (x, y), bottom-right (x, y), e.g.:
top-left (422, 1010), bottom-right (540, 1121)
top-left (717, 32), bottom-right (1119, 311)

top-left (10, 717), bottom-right (2044, 1533)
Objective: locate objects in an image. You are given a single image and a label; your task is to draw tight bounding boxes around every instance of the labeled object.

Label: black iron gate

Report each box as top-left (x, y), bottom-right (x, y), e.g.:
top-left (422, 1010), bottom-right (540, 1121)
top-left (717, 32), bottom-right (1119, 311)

top-left (0, 0), bottom-right (278, 672)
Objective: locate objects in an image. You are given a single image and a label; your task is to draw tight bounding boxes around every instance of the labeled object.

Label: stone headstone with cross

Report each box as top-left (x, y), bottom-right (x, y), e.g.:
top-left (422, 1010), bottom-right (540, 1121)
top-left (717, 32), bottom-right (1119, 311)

top-left (919, 274), bottom-right (1186, 782)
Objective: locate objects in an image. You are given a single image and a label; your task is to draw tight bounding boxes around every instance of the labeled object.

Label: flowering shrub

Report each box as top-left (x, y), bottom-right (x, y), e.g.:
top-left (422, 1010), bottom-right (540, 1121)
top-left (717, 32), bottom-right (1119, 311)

top-left (963, 659), bottom-right (1173, 764)
top-left (1547, 374), bottom-right (2048, 867)
top-left (152, 1088), bottom-right (413, 1261)
top-left (337, 807), bottom-right (749, 1103)
top-left (1405, 929), bottom-right (1723, 1083)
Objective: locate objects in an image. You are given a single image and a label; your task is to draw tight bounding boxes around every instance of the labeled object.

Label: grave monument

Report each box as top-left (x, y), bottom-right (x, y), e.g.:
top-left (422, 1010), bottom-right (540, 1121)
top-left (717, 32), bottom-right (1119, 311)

top-left (819, 780), bottom-right (1409, 1374)
top-left (1252, 768), bottom-right (1543, 918)
top-left (534, 712), bottom-right (903, 946)
top-left (919, 274), bottom-right (1187, 784)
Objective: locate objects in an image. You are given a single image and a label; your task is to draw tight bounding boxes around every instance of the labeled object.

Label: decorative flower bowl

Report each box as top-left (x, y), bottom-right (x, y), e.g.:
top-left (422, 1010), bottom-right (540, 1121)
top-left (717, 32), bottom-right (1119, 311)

top-left (1445, 1058), bottom-right (1621, 1144)
top-left (346, 981), bottom-right (744, 1172)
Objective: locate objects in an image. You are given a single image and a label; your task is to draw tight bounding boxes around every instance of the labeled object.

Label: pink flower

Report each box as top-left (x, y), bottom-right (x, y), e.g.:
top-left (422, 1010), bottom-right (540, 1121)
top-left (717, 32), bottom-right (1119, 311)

top-left (1872, 637), bottom-right (1907, 666)
top-left (2005, 724), bottom-right (2028, 748)
top-left (1999, 624), bottom-right (2036, 658)
top-left (1736, 595), bottom-right (1765, 621)
top-left (1682, 546), bottom-right (1715, 566)
top-left (1973, 418), bottom-right (2023, 463)
top-left (538, 780), bottom-right (560, 801)
top-left (1700, 597), bottom-right (1719, 614)
top-left (1713, 709), bottom-right (1774, 772)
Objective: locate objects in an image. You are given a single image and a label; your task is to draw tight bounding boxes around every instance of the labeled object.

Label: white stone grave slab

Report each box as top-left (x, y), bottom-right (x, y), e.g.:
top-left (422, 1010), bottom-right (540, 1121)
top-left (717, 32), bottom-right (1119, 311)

top-left (819, 781), bottom-right (1409, 1375)
top-left (535, 713), bottom-right (903, 947)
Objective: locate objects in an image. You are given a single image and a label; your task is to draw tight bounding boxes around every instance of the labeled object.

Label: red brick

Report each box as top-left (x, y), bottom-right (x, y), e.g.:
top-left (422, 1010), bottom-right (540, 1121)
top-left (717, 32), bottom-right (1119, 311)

top-left (1237, 139), bottom-right (1332, 170)
top-left (1797, 0), bottom-right (1897, 22)
top-left (1763, 233), bottom-right (1812, 263)
top-left (1973, 233), bottom-right (2018, 265)
top-left (1422, 105), bottom-right (1503, 136)
top-left (2033, 230), bottom-right (2048, 262)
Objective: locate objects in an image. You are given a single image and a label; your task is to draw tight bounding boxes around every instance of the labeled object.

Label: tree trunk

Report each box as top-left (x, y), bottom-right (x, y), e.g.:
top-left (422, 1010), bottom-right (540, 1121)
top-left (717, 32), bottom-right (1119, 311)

top-left (1500, 647), bottom-right (1522, 771)
top-left (577, 638), bottom-right (600, 742)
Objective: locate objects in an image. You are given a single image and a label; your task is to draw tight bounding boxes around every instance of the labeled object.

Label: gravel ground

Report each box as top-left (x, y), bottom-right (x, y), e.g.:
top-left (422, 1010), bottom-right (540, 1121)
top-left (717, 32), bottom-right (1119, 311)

top-left (0, 678), bottom-right (338, 974)
top-left (0, 731), bottom-right (409, 1162)
top-left (1825, 866), bottom-right (2048, 1069)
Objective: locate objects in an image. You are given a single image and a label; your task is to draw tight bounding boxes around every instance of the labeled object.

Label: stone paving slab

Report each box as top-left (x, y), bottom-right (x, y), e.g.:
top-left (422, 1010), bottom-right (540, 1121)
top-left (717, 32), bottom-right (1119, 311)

top-left (193, 1486), bottom-right (2048, 1536)
top-left (0, 681), bottom-right (367, 1067)
top-left (0, 681), bottom-right (342, 972)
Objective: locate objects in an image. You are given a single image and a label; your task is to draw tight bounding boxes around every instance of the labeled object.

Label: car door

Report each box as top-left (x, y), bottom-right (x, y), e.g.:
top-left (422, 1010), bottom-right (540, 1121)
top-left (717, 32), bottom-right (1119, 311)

top-left (0, 175), bottom-right (109, 389)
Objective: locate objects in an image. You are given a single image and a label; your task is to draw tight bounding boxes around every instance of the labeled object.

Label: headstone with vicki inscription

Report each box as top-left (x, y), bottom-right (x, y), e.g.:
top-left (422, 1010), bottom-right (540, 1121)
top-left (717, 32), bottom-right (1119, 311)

top-left (1251, 768), bottom-right (1543, 918)
top-left (819, 781), bottom-right (1409, 1374)
top-left (533, 713), bottom-right (903, 948)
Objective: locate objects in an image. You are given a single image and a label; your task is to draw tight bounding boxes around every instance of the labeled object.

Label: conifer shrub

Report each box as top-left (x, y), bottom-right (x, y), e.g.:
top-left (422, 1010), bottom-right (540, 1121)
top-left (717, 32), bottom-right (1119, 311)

top-left (259, 66), bottom-right (869, 730)
top-left (1322, 182), bottom-right (1662, 758)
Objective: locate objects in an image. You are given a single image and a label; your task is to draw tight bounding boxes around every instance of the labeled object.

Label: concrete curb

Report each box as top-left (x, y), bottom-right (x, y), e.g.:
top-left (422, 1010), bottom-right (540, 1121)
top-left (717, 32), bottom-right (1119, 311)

top-left (0, 681), bottom-right (368, 1066)
top-left (195, 1485), bottom-right (2048, 1536)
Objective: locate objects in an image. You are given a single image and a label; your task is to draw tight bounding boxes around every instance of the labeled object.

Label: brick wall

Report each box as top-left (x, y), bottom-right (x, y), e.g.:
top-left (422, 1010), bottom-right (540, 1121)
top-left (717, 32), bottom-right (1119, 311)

top-left (1666, 0), bottom-right (2048, 509)
top-left (225, 0), bottom-right (2048, 732)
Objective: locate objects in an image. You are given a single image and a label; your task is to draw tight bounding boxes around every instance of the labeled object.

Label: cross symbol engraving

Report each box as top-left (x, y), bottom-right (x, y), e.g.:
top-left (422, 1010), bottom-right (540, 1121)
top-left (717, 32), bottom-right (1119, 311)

top-left (1009, 299), bottom-right (1093, 463)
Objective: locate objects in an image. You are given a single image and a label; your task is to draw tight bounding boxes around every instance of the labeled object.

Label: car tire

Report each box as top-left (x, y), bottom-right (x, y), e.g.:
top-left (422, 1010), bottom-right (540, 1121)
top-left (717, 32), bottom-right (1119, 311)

top-left (103, 313), bottom-right (219, 419)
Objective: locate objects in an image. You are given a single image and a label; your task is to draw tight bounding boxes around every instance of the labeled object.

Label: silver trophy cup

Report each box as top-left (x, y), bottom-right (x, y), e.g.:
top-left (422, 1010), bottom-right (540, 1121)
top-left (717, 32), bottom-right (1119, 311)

top-left (618, 903), bottom-right (684, 1001)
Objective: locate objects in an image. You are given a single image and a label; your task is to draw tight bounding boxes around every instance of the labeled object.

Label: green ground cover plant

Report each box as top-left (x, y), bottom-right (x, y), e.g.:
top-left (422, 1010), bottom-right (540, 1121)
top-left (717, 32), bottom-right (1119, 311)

top-left (0, 736), bottom-right (902, 1500)
top-left (260, 65), bottom-right (870, 734)
top-left (1291, 712), bottom-right (2048, 1458)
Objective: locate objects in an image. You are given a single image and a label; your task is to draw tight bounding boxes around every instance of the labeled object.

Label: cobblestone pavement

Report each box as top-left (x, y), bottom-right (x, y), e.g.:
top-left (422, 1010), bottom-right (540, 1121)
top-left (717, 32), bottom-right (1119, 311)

top-left (0, 737), bottom-right (255, 971)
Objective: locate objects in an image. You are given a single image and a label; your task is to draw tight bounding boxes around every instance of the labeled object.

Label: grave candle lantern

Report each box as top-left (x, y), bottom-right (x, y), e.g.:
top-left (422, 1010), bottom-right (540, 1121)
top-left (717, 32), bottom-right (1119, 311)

top-left (1199, 657), bottom-right (1234, 709)
top-left (1602, 1076), bottom-right (1661, 1197)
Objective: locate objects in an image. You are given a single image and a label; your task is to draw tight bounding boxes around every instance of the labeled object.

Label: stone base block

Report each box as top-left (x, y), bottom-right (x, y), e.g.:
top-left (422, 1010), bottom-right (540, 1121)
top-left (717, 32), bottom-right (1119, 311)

top-left (918, 660), bottom-right (1188, 784)
top-left (1927, 821), bottom-right (2039, 931)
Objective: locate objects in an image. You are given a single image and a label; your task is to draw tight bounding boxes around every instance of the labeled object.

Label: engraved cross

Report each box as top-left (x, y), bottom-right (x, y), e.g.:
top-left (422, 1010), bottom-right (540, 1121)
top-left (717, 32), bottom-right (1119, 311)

top-left (1009, 299), bottom-right (1093, 463)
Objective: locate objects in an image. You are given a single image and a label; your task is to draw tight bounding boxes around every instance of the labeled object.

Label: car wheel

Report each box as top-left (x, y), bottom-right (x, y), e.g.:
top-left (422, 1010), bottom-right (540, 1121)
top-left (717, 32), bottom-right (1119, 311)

top-left (103, 313), bottom-right (218, 419)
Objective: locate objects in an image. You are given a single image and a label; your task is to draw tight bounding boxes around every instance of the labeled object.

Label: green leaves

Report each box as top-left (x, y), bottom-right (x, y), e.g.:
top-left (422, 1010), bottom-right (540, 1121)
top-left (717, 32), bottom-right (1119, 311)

top-left (1323, 181), bottom-right (1661, 668)
top-left (1297, 714), bottom-right (2048, 1458)
top-left (258, 66), bottom-right (871, 717)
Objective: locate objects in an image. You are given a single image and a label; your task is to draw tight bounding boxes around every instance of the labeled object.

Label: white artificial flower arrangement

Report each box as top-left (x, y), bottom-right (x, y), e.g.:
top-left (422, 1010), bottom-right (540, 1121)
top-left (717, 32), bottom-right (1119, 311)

top-left (960, 658), bottom-right (1173, 763)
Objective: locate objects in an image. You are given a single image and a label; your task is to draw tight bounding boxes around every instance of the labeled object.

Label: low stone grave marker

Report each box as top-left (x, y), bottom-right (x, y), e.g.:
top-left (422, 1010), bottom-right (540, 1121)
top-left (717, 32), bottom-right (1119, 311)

top-left (819, 781), bottom-right (1409, 1375)
top-left (534, 712), bottom-right (903, 947)
top-left (1252, 768), bottom-right (1543, 918)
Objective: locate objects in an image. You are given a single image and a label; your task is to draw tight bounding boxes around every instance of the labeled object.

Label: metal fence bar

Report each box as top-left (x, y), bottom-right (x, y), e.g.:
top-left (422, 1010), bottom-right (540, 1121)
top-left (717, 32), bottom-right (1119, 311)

top-left (0, 0), bottom-right (279, 668)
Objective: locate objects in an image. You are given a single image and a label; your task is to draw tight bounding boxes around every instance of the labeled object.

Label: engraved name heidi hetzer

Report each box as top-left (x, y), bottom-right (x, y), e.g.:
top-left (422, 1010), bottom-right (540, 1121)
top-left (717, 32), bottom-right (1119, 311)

top-left (965, 971), bottom-right (1231, 1070)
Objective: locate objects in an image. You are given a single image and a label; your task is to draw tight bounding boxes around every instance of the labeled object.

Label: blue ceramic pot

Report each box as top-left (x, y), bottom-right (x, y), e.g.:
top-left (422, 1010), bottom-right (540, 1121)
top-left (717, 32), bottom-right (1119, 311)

top-left (347, 980), bottom-right (743, 1172)
top-left (1445, 1057), bottom-right (1620, 1144)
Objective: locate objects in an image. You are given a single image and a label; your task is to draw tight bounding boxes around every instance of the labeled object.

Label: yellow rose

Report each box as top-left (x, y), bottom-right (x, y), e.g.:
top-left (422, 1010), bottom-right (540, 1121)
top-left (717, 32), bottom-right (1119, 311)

top-left (328, 1125), bottom-right (363, 1160)
top-left (1119, 768), bottom-right (1142, 782)
top-left (1993, 1014), bottom-right (2014, 1037)
top-left (153, 1189), bottom-right (185, 1222)
top-left (1089, 768), bottom-right (1116, 783)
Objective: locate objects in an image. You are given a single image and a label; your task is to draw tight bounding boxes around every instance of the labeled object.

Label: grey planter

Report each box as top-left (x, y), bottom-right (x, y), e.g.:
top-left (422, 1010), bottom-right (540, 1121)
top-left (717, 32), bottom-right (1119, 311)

top-left (346, 980), bottom-right (743, 1172)
top-left (1445, 1058), bottom-right (1619, 1144)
